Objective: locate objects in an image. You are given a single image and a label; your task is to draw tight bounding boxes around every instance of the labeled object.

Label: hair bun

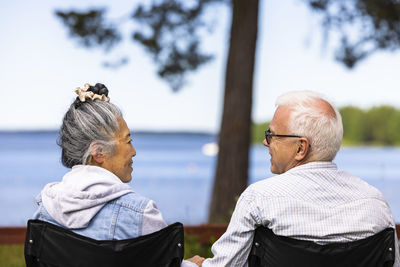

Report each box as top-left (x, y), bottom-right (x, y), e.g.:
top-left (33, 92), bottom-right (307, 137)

top-left (98, 87), bottom-right (109, 96)
top-left (74, 83), bottom-right (110, 109)
top-left (88, 83), bottom-right (109, 97)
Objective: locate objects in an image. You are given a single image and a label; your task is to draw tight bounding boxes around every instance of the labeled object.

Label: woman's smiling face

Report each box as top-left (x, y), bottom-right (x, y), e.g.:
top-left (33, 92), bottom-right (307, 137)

top-left (102, 117), bottom-right (136, 183)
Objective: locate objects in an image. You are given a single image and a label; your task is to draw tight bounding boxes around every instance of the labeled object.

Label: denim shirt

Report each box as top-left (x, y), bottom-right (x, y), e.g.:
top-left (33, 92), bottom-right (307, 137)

top-left (34, 191), bottom-right (150, 240)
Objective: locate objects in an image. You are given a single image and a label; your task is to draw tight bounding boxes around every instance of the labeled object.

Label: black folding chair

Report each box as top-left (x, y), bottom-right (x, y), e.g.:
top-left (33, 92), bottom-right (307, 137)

top-left (248, 226), bottom-right (395, 267)
top-left (25, 219), bottom-right (184, 267)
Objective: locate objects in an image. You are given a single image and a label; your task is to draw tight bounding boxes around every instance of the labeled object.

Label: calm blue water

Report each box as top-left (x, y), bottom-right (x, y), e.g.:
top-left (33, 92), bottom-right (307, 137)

top-left (1, 131), bottom-right (400, 226)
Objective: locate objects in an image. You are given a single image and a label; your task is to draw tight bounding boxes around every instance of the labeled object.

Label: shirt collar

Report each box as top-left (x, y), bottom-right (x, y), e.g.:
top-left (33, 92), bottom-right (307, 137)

top-left (285, 161), bottom-right (337, 174)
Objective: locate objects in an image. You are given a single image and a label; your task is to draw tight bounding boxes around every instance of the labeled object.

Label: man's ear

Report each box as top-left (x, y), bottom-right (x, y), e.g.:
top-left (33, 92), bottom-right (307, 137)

top-left (294, 138), bottom-right (309, 161)
top-left (88, 142), bottom-right (105, 164)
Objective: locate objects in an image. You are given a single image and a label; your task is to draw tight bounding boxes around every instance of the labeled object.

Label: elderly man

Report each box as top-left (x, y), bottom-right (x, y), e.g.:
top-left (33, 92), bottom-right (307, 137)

top-left (202, 91), bottom-right (399, 266)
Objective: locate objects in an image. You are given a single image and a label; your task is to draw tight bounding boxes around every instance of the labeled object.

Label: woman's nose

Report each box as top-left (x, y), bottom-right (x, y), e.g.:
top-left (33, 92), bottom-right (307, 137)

top-left (131, 146), bottom-right (136, 157)
top-left (263, 139), bottom-right (269, 147)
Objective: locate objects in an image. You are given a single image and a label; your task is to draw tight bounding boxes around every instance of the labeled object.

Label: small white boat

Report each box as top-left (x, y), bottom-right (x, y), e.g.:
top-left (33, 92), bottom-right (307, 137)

top-left (202, 142), bottom-right (219, 156)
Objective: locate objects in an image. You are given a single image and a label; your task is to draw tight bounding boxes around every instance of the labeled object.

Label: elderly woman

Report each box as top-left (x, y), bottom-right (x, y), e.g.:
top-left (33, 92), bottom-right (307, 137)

top-left (33, 83), bottom-right (203, 267)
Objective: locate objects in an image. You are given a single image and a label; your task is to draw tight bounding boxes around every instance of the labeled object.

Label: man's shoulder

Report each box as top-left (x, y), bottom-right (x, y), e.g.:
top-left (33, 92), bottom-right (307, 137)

top-left (251, 170), bottom-right (302, 186)
top-left (343, 173), bottom-right (387, 199)
top-left (245, 173), bottom-right (293, 197)
top-left (248, 164), bottom-right (388, 204)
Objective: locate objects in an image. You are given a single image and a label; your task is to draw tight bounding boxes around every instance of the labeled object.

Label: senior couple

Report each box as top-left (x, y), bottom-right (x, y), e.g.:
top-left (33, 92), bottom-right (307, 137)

top-left (34, 83), bottom-right (399, 266)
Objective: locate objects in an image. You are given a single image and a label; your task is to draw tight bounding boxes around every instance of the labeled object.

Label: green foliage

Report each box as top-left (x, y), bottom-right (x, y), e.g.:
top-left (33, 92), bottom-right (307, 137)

top-left (340, 106), bottom-right (367, 145)
top-left (339, 105), bottom-right (400, 145)
top-left (184, 234), bottom-right (214, 259)
top-left (0, 245), bottom-right (25, 267)
top-left (252, 105), bottom-right (400, 146)
top-left (132, 0), bottom-right (222, 91)
top-left (251, 121), bottom-right (269, 145)
top-left (304, 0), bottom-right (400, 68)
top-left (55, 9), bottom-right (121, 51)
top-left (365, 105), bottom-right (400, 145)
top-left (55, 0), bottom-right (226, 91)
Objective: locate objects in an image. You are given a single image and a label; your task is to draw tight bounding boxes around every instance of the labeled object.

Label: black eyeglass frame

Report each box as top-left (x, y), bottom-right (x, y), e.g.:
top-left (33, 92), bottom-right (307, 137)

top-left (264, 129), bottom-right (302, 145)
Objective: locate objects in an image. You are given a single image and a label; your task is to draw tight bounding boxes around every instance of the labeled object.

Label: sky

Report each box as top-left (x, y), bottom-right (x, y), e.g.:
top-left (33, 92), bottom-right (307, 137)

top-left (1, 0), bottom-right (400, 133)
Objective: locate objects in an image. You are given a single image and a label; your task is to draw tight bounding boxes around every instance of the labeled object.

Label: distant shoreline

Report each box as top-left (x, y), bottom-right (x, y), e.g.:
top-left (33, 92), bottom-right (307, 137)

top-left (2, 131), bottom-right (400, 147)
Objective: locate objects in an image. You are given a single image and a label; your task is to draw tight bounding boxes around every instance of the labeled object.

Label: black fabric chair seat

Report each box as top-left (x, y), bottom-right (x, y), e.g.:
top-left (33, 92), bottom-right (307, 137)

top-left (248, 226), bottom-right (395, 267)
top-left (24, 219), bottom-right (184, 267)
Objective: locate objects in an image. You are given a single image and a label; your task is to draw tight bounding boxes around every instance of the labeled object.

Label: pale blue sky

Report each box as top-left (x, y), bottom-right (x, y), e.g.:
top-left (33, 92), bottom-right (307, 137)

top-left (1, 0), bottom-right (400, 132)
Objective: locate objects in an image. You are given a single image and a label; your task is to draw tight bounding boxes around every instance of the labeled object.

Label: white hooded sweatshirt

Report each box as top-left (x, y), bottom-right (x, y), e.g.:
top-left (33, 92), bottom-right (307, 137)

top-left (41, 165), bottom-right (133, 229)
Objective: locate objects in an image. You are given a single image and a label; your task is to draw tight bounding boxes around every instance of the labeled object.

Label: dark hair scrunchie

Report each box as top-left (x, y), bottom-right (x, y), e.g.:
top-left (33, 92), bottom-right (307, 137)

top-left (73, 83), bottom-right (109, 109)
top-left (87, 83), bottom-right (109, 97)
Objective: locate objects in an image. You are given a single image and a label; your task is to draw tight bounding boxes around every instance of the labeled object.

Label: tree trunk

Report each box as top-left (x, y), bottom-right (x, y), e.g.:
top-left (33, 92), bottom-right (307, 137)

top-left (208, 0), bottom-right (259, 223)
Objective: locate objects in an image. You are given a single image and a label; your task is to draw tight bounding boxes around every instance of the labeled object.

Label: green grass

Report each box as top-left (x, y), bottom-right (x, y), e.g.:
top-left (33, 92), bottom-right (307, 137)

top-left (184, 234), bottom-right (214, 259)
top-left (0, 245), bottom-right (25, 267)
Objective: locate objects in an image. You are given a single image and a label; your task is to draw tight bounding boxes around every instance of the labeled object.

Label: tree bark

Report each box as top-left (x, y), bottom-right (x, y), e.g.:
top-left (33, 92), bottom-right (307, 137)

top-left (209, 0), bottom-right (259, 223)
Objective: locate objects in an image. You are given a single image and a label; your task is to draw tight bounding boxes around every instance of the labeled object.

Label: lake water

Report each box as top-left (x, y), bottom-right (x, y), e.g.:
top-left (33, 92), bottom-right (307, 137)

top-left (1, 131), bottom-right (400, 226)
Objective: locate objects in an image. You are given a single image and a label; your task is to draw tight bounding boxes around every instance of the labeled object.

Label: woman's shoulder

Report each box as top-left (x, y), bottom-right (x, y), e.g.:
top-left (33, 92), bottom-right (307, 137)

top-left (111, 191), bottom-right (152, 212)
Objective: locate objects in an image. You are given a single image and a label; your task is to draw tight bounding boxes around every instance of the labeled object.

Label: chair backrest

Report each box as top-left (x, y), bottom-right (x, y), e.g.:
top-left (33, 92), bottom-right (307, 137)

top-left (248, 226), bottom-right (395, 267)
top-left (24, 219), bottom-right (184, 267)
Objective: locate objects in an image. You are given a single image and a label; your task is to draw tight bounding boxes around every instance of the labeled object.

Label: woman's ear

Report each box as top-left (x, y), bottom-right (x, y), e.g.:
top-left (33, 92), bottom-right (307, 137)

top-left (294, 138), bottom-right (310, 161)
top-left (88, 142), bottom-right (105, 165)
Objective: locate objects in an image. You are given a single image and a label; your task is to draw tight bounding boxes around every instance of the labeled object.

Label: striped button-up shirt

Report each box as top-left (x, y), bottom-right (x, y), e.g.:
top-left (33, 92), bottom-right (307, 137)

top-left (202, 161), bottom-right (399, 266)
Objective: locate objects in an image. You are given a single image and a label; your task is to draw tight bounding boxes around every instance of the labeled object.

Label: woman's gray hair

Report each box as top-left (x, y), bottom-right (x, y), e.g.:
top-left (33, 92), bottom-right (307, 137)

top-left (58, 89), bottom-right (122, 168)
top-left (276, 91), bottom-right (343, 161)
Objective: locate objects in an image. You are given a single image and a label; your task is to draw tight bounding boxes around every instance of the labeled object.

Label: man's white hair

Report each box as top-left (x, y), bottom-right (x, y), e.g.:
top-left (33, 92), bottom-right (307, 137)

top-left (276, 90), bottom-right (343, 161)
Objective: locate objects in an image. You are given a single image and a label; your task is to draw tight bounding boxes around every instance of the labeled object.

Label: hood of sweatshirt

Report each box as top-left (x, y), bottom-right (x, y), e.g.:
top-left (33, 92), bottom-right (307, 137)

top-left (40, 165), bottom-right (133, 229)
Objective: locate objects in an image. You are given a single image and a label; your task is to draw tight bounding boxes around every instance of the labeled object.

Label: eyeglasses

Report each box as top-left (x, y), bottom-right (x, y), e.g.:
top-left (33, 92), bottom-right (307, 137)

top-left (264, 129), bottom-right (301, 145)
